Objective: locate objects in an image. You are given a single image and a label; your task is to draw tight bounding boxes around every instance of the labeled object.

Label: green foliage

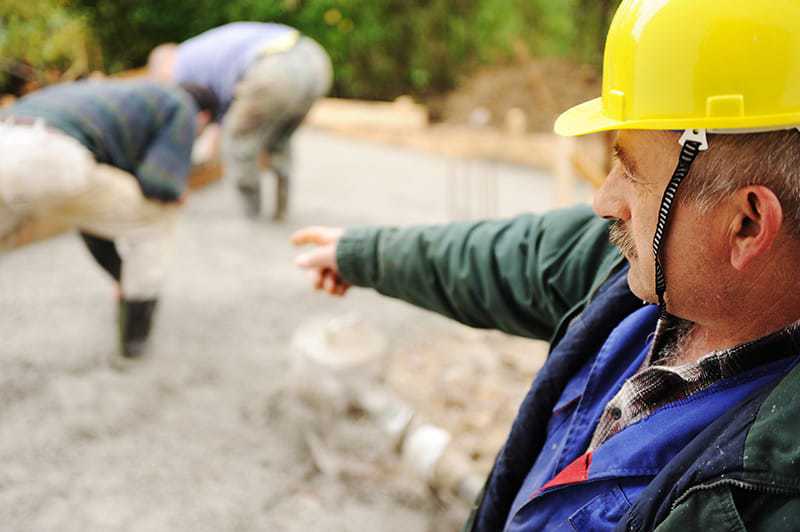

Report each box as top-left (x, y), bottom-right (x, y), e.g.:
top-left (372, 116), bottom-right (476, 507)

top-left (2, 0), bottom-right (621, 99)
top-left (573, 0), bottom-right (622, 64)
top-left (69, 0), bottom-right (529, 99)
top-left (0, 0), bottom-right (100, 91)
top-left (513, 0), bottom-right (621, 62)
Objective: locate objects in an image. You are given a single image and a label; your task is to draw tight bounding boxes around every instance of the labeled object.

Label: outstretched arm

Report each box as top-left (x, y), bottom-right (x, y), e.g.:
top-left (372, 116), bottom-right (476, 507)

top-left (294, 205), bottom-right (622, 341)
top-left (136, 99), bottom-right (196, 203)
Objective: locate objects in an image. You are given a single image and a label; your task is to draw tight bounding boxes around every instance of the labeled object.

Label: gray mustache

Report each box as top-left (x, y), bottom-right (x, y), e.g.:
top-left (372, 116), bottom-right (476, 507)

top-left (609, 220), bottom-right (638, 259)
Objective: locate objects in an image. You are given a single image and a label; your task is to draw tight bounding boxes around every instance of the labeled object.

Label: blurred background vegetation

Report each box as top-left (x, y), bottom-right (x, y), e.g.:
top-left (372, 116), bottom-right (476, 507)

top-left (1, 0), bottom-right (620, 99)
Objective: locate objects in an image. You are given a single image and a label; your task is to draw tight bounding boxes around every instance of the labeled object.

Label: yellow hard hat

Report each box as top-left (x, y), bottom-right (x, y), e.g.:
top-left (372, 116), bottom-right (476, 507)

top-left (555, 0), bottom-right (800, 137)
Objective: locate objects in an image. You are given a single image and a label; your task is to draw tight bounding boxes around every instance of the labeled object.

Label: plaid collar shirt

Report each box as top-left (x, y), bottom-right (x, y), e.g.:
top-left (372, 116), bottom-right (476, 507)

top-left (589, 316), bottom-right (800, 451)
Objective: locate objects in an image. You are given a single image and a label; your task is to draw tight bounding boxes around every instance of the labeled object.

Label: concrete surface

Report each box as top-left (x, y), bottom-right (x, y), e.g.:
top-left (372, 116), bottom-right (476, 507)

top-left (0, 129), bottom-right (570, 531)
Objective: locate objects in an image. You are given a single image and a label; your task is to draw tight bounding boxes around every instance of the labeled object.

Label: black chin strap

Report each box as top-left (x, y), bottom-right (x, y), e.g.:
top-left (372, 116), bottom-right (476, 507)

top-left (652, 138), bottom-right (704, 316)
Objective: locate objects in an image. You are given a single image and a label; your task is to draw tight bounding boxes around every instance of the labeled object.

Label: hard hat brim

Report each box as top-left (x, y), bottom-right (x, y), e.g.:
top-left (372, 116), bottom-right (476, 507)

top-left (556, 96), bottom-right (800, 137)
top-left (554, 97), bottom-right (620, 137)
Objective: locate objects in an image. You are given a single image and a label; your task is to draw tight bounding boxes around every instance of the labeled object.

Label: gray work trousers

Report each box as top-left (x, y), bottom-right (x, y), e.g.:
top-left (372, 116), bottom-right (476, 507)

top-left (222, 36), bottom-right (333, 187)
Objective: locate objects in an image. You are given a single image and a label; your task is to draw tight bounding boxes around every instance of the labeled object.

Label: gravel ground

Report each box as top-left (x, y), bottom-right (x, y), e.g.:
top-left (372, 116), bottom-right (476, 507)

top-left (0, 129), bottom-right (571, 532)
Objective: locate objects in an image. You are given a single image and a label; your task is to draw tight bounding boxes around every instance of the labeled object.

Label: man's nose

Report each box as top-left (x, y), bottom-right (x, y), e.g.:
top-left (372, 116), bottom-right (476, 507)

top-left (592, 171), bottom-right (630, 221)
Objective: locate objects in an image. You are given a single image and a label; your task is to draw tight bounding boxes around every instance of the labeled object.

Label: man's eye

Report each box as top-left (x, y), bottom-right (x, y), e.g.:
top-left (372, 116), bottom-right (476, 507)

top-left (611, 159), bottom-right (636, 183)
top-left (617, 163), bottom-right (638, 183)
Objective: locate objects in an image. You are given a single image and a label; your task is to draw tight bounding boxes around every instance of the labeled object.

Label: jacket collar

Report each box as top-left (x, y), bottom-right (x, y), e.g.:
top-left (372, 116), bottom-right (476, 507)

top-left (617, 332), bottom-right (800, 532)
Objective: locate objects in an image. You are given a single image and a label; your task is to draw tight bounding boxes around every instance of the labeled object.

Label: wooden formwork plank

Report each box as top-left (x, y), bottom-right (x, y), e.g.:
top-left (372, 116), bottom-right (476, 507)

top-left (306, 97), bottom-right (429, 131)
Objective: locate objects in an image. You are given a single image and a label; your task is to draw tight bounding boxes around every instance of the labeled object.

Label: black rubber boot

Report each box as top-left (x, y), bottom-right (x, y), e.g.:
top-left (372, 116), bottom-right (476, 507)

top-left (118, 298), bottom-right (158, 358)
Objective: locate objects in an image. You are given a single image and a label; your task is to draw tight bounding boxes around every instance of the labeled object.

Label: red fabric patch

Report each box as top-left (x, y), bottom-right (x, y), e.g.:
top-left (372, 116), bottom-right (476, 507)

top-left (540, 452), bottom-right (593, 492)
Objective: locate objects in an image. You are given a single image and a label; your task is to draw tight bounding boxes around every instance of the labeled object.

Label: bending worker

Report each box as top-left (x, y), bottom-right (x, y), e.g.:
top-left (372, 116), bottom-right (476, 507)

top-left (148, 22), bottom-right (333, 220)
top-left (294, 1), bottom-right (800, 530)
top-left (0, 79), bottom-right (218, 358)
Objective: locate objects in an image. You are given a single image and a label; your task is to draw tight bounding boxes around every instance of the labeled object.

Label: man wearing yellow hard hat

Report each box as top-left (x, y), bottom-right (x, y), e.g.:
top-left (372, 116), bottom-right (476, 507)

top-left (293, 1), bottom-right (800, 529)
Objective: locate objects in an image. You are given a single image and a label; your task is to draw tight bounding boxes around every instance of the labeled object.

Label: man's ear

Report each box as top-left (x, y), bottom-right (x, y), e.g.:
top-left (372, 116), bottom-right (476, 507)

top-left (729, 185), bottom-right (783, 270)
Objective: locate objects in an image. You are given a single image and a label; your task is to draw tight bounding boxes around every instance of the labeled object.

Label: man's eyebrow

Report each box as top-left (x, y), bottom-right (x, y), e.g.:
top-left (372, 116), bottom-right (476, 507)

top-left (612, 142), bottom-right (639, 175)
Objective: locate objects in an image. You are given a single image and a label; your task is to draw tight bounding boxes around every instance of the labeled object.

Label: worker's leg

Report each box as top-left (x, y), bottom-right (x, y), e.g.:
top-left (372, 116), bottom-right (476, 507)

top-left (113, 219), bottom-right (176, 357)
top-left (268, 124), bottom-right (296, 222)
top-left (222, 36), bottom-right (332, 218)
top-left (45, 164), bottom-right (180, 357)
top-left (79, 232), bottom-right (122, 283)
top-left (221, 64), bottom-right (287, 199)
top-left (262, 37), bottom-right (332, 220)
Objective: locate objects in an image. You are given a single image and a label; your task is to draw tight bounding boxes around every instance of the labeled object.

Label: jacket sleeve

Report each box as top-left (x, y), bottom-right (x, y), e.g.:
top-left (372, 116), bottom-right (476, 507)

top-left (336, 204), bottom-right (621, 341)
top-left (135, 97), bottom-right (196, 202)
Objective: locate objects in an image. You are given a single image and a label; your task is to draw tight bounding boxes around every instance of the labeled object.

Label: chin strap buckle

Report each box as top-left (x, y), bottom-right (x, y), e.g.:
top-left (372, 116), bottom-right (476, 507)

top-left (679, 129), bottom-right (709, 151)
top-left (653, 130), bottom-right (707, 309)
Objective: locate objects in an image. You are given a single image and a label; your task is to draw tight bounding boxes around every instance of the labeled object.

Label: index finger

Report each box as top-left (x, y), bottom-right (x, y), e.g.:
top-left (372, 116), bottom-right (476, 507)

top-left (290, 226), bottom-right (340, 246)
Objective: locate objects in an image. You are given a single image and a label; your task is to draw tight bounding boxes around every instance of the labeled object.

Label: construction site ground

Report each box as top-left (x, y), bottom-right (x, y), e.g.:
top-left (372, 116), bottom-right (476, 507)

top-left (0, 125), bottom-right (594, 531)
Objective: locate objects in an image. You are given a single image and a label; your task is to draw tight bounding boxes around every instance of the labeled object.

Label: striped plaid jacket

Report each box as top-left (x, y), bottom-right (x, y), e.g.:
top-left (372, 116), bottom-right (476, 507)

top-left (2, 79), bottom-right (197, 202)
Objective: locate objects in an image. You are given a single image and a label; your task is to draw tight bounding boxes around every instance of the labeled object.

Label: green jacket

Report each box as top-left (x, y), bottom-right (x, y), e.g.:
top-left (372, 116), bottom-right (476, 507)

top-left (336, 204), bottom-right (800, 531)
top-left (337, 205), bottom-right (621, 343)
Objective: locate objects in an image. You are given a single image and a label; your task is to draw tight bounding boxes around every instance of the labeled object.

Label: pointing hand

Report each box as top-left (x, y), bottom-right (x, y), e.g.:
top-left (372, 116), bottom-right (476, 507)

top-left (291, 226), bottom-right (351, 296)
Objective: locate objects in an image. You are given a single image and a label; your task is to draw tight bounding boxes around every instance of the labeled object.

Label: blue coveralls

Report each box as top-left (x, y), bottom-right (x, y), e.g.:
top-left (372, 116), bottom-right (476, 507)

top-left (504, 305), bottom-right (797, 531)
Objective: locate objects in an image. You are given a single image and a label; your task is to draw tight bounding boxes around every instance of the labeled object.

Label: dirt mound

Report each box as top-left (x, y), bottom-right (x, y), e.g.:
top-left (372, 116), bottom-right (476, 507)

top-left (434, 57), bottom-right (601, 133)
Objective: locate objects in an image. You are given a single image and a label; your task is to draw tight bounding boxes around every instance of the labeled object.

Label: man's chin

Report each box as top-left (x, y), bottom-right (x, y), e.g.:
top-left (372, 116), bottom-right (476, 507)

top-left (626, 269), bottom-right (657, 304)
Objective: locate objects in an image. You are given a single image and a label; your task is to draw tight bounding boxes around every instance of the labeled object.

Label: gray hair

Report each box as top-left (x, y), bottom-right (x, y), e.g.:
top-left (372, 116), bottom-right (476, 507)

top-left (681, 130), bottom-right (800, 238)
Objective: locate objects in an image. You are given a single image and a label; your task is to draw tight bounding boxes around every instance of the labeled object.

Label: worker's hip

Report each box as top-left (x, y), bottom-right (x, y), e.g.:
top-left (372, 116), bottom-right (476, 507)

top-left (230, 36), bottom-right (333, 128)
top-left (44, 164), bottom-right (179, 242)
top-left (0, 121), bottom-right (178, 245)
top-left (0, 121), bottom-right (95, 213)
